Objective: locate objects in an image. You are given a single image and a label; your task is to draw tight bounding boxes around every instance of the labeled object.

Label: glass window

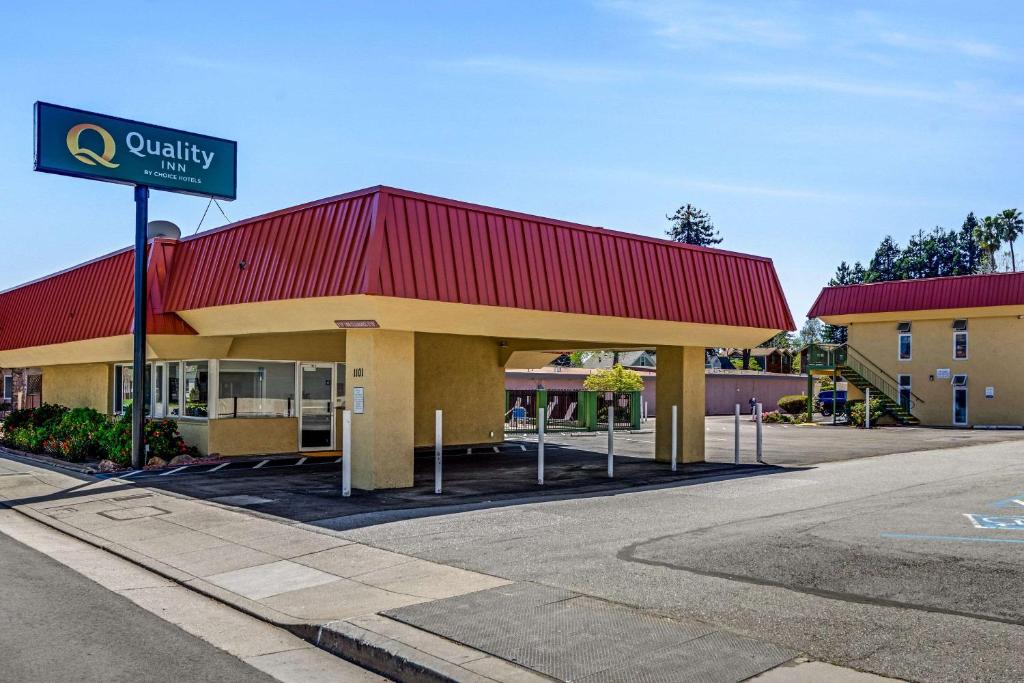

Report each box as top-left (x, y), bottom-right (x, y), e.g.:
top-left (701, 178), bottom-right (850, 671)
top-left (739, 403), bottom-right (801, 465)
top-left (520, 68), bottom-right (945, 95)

top-left (954, 332), bottom-right (968, 360)
top-left (898, 375), bottom-right (912, 412)
top-left (114, 364), bottom-right (151, 414)
top-left (167, 362), bottom-right (181, 416)
top-left (217, 361), bottom-right (296, 417)
top-left (335, 363), bottom-right (346, 410)
top-left (2, 375), bottom-right (11, 401)
top-left (152, 364), bottom-right (165, 417)
top-left (898, 333), bottom-right (912, 360)
top-left (183, 361), bottom-right (209, 418)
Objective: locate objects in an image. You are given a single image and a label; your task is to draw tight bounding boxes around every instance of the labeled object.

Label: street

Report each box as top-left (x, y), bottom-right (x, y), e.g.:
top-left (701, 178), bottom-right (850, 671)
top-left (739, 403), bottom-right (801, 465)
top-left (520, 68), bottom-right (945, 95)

top-left (0, 530), bottom-right (277, 683)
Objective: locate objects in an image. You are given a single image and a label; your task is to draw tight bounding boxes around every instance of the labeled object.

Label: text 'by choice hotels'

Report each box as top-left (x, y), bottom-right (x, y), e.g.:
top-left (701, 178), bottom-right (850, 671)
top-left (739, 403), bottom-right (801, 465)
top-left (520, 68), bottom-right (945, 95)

top-left (35, 102), bottom-right (237, 200)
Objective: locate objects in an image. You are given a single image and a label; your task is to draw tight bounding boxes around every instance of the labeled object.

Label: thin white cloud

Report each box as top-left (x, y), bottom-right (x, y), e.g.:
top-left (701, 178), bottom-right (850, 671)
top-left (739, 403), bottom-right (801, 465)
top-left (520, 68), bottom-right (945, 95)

top-left (440, 56), bottom-right (639, 84)
top-left (709, 72), bottom-right (1024, 111)
top-left (602, 0), bottom-right (805, 49)
top-left (878, 31), bottom-right (1007, 60)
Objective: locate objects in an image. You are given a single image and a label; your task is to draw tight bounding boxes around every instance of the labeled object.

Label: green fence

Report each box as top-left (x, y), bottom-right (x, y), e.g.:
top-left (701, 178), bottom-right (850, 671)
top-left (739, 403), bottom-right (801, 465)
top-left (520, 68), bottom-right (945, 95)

top-left (505, 389), bottom-right (641, 433)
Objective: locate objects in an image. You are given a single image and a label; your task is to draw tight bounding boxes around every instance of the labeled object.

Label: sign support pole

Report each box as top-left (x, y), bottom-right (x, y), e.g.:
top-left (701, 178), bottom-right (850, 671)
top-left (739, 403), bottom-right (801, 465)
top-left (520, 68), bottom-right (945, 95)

top-left (131, 185), bottom-right (149, 470)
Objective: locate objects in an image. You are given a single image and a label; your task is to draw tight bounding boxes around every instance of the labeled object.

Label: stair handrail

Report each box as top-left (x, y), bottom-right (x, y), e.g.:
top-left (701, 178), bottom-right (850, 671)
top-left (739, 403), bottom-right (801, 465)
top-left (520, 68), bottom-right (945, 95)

top-left (840, 344), bottom-right (926, 407)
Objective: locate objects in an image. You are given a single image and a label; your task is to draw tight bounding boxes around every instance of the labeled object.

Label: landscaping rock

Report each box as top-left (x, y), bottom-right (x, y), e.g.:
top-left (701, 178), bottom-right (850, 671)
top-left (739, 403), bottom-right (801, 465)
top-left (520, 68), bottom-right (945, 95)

top-left (169, 454), bottom-right (198, 466)
top-left (97, 459), bottom-right (121, 472)
top-left (145, 456), bottom-right (167, 469)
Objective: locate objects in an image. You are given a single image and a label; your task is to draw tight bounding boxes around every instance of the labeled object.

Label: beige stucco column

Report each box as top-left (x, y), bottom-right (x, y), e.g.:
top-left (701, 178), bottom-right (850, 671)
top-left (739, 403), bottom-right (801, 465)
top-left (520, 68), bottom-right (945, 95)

top-left (655, 346), bottom-right (706, 463)
top-left (345, 329), bottom-right (415, 489)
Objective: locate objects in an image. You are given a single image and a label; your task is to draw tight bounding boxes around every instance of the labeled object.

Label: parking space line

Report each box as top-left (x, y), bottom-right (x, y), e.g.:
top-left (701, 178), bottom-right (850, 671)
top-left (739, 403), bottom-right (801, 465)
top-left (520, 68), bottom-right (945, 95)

top-left (159, 466), bottom-right (188, 476)
top-left (295, 457), bottom-right (307, 466)
top-left (208, 463), bottom-right (229, 472)
top-left (253, 460), bottom-right (269, 469)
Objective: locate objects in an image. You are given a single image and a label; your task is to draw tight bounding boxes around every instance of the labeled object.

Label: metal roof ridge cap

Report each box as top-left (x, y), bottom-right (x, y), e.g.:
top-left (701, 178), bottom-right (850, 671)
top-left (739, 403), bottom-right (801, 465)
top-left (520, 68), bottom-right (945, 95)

top-left (376, 185), bottom-right (775, 264)
top-left (178, 185), bottom-right (387, 244)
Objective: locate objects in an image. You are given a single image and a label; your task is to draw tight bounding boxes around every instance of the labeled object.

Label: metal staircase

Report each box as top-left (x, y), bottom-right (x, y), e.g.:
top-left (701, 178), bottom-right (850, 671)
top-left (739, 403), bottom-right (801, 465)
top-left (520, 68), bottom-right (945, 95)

top-left (834, 345), bottom-right (923, 425)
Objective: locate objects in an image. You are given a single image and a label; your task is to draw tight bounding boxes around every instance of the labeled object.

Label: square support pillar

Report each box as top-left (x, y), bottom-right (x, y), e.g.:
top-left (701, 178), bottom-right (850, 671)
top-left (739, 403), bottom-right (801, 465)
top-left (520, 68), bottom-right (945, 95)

top-left (655, 346), bottom-right (705, 463)
top-left (345, 329), bottom-right (415, 490)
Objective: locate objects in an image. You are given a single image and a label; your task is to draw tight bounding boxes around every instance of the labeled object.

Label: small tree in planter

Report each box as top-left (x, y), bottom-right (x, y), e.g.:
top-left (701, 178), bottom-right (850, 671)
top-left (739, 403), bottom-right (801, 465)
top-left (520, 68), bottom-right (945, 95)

top-left (583, 364), bottom-right (644, 392)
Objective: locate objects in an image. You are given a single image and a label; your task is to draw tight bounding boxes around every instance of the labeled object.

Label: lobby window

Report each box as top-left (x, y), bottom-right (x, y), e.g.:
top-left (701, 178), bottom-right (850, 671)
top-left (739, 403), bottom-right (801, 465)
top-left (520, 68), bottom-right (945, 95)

top-left (897, 322), bottom-right (912, 361)
top-left (113, 364), bottom-right (151, 415)
top-left (953, 320), bottom-right (968, 360)
top-left (183, 361), bottom-right (209, 418)
top-left (217, 361), bottom-right (296, 418)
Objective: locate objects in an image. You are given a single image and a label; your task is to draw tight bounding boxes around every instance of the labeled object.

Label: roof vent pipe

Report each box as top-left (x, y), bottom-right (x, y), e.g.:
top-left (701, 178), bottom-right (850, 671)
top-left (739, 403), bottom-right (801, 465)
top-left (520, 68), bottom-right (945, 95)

top-left (146, 220), bottom-right (181, 241)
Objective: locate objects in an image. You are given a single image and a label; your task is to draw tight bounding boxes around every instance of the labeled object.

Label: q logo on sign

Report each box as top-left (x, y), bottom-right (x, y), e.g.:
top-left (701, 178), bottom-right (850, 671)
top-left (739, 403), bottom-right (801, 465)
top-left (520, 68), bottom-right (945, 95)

top-left (66, 123), bottom-right (120, 168)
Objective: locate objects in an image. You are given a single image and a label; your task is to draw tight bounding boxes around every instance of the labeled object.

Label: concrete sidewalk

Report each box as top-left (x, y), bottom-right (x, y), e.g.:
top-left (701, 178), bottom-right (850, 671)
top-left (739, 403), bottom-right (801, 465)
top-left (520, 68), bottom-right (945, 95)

top-left (0, 453), bottom-right (896, 682)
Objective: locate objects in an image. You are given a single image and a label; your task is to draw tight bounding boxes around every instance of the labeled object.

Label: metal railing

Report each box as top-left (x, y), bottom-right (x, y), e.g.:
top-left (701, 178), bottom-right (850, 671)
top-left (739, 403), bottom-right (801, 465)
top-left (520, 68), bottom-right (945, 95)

top-left (838, 344), bottom-right (926, 409)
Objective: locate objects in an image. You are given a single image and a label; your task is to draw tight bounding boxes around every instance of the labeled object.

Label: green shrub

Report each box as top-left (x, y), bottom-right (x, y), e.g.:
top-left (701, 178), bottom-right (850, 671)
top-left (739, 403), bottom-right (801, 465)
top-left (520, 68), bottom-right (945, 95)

top-left (2, 403), bottom-right (68, 433)
top-left (99, 416), bottom-right (189, 465)
top-left (777, 395), bottom-right (808, 415)
top-left (48, 408), bottom-right (109, 461)
top-left (762, 410), bottom-right (792, 423)
top-left (847, 398), bottom-right (886, 427)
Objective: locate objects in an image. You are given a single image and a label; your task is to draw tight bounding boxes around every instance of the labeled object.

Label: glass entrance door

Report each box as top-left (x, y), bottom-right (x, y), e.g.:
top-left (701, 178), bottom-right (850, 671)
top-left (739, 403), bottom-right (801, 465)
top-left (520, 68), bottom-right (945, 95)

top-left (953, 387), bottom-right (968, 426)
top-left (299, 364), bottom-right (334, 450)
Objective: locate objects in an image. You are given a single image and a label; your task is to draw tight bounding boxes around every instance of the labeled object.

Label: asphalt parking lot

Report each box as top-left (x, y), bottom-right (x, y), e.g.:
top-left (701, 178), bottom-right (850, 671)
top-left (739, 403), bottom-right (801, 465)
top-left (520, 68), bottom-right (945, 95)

top-left (132, 417), bottom-right (1024, 680)
top-left (528, 415), bottom-right (1024, 468)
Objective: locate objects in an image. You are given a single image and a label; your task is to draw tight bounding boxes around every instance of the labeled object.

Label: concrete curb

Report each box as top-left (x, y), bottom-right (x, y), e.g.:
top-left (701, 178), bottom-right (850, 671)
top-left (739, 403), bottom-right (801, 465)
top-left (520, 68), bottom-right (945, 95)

top-left (2, 497), bottom-right (504, 682)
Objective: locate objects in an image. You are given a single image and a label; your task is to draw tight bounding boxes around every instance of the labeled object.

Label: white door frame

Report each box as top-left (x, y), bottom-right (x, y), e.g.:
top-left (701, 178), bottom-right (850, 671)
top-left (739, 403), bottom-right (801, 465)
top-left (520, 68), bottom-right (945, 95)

top-left (953, 386), bottom-right (968, 426)
top-left (298, 362), bottom-right (336, 452)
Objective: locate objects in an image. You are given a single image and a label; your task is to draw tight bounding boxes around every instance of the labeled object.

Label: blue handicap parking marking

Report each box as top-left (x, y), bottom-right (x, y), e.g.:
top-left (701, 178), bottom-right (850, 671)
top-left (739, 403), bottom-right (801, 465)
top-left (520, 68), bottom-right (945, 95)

top-left (964, 513), bottom-right (1024, 530)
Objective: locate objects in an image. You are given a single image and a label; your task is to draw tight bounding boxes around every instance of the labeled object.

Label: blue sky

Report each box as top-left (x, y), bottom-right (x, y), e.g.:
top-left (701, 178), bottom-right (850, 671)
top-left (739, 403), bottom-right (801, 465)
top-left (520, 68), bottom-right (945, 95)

top-left (3, 1), bottom-right (1022, 322)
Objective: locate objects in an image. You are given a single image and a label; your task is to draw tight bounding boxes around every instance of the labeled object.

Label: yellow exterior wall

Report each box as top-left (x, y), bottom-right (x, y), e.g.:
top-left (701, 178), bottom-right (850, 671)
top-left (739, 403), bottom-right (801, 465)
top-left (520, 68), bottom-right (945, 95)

top-left (654, 346), bottom-right (706, 463)
top-left (225, 331), bottom-right (345, 361)
top-left (177, 421), bottom-right (210, 455)
top-left (414, 333), bottom-right (504, 448)
top-left (345, 328), bottom-right (415, 489)
top-left (208, 417), bottom-right (299, 456)
top-left (848, 316), bottom-right (1024, 426)
top-left (41, 364), bottom-right (110, 412)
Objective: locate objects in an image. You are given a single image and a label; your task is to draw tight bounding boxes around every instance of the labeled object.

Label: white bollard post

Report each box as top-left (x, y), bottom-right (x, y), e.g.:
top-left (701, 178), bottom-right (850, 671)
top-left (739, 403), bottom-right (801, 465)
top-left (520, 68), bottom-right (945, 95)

top-left (537, 408), bottom-right (545, 485)
top-left (434, 409), bottom-right (443, 494)
top-left (671, 405), bottom-right (678, 472)
top-left (643, 401), bottom-right (649, 424)
top-left (865, 387), bottom-right (871, 429)
top-left (607, 402), bottom-right (615, 477)
top-left (342, 410), bottom-right (352, 497)
top-left (755, 402), bottom-right (764, 463)
top-left (734, 403), bottom-right (740, 465)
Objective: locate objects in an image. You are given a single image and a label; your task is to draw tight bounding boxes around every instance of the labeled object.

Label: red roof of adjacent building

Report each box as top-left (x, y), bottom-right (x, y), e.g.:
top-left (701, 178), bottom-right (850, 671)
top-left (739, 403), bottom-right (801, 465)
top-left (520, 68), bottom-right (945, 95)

top-left (0, 186), bottom-right (794, 352)
top-left (808, 271), bottom-right (1024, 319)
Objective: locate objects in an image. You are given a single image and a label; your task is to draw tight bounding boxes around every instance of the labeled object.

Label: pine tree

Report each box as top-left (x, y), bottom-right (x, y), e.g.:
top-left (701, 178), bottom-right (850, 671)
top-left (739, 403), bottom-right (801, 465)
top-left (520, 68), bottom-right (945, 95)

top-left (866, 236), bottom-right (903, 281)
top-left (958, 213), bottom-right (984, 274)
top-left (666, 204), bottom-right (722, 246)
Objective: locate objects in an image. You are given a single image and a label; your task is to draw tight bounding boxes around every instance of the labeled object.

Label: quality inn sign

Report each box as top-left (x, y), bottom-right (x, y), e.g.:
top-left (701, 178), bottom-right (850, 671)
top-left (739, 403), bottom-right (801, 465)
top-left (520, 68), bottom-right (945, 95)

top-left (35, 102), bottom-right (236, 200)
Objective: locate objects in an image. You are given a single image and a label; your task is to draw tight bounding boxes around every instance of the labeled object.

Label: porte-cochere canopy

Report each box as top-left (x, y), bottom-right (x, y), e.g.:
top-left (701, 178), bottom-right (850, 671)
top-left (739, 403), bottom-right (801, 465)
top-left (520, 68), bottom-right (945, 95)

top-left (0, 185), bottom-right (794, 356)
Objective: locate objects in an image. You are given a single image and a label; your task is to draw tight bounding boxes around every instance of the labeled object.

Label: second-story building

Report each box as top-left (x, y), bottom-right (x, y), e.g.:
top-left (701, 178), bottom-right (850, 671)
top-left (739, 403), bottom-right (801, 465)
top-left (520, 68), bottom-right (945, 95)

top-left (808, 272), bottom-right (1024, 428)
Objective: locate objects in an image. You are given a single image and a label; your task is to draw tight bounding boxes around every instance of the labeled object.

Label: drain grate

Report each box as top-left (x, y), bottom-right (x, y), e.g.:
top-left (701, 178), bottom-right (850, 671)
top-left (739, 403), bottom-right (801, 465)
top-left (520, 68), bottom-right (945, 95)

top-left (385, 582), bottom-right (794, 682)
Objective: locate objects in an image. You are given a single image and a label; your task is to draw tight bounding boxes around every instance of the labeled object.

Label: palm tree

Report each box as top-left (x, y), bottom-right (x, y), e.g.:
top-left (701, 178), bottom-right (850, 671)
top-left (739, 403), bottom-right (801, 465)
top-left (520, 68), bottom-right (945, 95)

top-left (998, 208), bottom-right (1023, 272)
top-left (976, 216), bottom-right (1003, 272)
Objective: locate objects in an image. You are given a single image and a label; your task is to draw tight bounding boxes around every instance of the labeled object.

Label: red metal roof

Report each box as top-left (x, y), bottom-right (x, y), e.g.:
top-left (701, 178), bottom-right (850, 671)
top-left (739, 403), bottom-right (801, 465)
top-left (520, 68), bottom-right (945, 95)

top-left (808, 271), bottom-right (1024, 319)
top-left (166, 186), bottom-right (794, 330)
top-left (0, 247), bottom-right (195, 352)
top-left (0, 186), bottom-right (794, 353)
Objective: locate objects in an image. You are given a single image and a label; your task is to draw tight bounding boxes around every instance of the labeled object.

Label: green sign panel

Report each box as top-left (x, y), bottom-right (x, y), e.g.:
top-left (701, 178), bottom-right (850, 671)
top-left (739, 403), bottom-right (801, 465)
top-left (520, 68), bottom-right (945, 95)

top-left (34, 102), bottom-right (237, 200)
